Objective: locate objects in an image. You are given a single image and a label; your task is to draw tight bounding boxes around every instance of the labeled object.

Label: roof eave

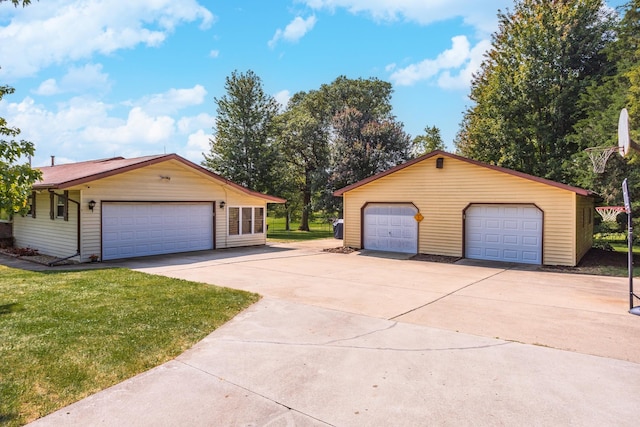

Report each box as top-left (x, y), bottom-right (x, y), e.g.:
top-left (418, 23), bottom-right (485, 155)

top-left (333, 150), bottom-right (598, 198)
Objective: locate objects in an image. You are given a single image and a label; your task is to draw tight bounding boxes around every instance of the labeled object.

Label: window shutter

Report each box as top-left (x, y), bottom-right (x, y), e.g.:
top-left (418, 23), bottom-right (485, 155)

top-left (49, 192), bottom-right (55, 220)
top-left (63, 190), bottom-right (69, 221)
top-left (31, 191), bottom-right (36, 218)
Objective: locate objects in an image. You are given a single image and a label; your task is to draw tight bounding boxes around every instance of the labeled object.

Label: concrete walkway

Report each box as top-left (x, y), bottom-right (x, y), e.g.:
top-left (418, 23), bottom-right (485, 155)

top-left (24, 239), bottom-right (640, 426)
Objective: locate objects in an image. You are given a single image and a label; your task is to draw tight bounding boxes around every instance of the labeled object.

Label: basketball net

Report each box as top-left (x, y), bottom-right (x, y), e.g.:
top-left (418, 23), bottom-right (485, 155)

top-left (585, 146), bottom-right (620, 174)
top-left (596, 206), bottom-right (626, 222)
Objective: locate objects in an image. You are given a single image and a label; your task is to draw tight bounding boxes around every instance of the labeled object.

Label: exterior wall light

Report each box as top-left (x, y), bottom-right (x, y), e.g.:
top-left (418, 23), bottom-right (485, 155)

top-left (219, 201), bottom-right (226, 209)
top-left (88, 200), bottom-right (96, 211)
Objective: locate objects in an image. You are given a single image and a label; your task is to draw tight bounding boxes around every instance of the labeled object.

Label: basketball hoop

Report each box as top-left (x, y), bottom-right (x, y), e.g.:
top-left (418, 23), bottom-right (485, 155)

top-left (596, 206), bottom-right (626, 222)
top-left (585, 146), bottom-right (619, 173)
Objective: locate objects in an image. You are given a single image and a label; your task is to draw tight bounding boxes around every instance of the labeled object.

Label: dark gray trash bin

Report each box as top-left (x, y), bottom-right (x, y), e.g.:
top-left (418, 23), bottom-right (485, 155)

top-left (333, 219), bottom-right (343, 239)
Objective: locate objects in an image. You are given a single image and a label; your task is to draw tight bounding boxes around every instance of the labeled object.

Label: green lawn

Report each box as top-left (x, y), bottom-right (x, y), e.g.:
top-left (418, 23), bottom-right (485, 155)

top-left (267, 216), bottom-right (334, 241)
top-left (0, 267), bottom-right (259, 426)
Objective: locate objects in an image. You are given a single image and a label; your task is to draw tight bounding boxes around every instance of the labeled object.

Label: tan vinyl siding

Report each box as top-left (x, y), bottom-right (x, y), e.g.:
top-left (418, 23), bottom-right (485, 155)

top-left (575, 194), bottom-right (595, 264)
top-left (342, 155), bottom-right (588, 266)
top-left (13, 190), bottom-right (80, 259)
top-left (66, 159), bottom-right (267, 261)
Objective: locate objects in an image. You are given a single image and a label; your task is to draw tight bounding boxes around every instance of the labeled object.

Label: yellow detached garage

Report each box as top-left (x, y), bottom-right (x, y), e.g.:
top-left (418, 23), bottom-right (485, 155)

top-left (334, 151), bottom-right (598, 267)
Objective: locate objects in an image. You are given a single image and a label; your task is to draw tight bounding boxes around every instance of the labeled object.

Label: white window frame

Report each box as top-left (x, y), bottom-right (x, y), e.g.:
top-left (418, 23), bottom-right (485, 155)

top-left (227, 206), bottom-right (265, 236)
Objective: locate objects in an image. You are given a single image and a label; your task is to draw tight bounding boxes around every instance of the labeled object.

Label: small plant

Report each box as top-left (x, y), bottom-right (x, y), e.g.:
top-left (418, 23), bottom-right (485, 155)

top-left (89, 254), bottom-right (99, 262)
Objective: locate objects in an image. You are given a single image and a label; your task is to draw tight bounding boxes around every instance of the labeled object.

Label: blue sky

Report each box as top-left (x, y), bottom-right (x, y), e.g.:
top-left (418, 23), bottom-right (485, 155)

top-left (0, 0), bottom-right (628, 167)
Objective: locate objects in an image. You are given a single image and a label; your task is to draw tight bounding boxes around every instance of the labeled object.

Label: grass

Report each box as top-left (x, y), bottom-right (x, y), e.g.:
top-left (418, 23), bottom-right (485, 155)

top-left (267, 216), bottom-right (334, 242)
top-left (0, 267), bottom-right (259, 426)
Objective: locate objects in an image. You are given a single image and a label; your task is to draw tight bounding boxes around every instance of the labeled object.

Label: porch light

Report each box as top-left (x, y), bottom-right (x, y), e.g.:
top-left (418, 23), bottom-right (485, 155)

top-left (88, 200), bottom-right (96, 211)
top-left (219, 201), bottom-right (226, 209)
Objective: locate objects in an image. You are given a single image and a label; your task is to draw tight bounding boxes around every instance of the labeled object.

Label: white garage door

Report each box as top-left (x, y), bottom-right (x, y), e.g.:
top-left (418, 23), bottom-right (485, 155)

top-left (364, 204), bottom-right (418, 254)
top-left (102, 202), bottom-right (214, 260)
top-left (465, 204), bottom-right (542, 264)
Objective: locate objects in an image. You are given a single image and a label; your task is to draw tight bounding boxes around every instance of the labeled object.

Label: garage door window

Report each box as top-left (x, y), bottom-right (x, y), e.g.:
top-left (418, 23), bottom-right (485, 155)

top-left (228, 207), bottom-right (265, 236)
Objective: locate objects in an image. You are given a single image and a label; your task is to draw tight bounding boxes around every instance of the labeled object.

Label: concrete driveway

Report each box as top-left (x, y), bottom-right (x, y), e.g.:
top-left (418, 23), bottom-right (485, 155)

top-left (30, 239), bottom-right (640, 426)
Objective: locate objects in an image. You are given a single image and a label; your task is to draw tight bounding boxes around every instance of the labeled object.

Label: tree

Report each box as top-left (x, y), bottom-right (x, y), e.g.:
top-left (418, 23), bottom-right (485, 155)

top-left (565, 0), bottom-right (640, 203)
top-left (455, 0), bottom-right (614, 183)
top-left (276, 91), bottom-right (330, 231)
top-left (410, 125), bottom-right (445, 157)
top-left (0, 0), bottom-right (41, 217)
top-left (203, 70), bottom-right (280, 194)
top-left (319, 76), bottom-right (411, 191)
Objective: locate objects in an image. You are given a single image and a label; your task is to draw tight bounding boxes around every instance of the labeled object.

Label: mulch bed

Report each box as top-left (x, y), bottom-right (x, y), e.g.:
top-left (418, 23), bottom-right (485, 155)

top-left (324, 246), bottom-right (636, 273)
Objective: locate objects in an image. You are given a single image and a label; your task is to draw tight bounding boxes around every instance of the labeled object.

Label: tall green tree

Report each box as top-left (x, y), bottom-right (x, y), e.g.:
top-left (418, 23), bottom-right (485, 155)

top-left (203, 70), bottom-right (280, 194)
top-left (0, 0), bottom-right (41, 216)
top-left (320, 76), bottom-right (411, 191)
top-left (455, 0), bottom-right (614, 183)
top-left (277, 91), bottom-right (331, 231)
top-left (566, 0), bottom-right (640, 204)
top-left (411, 125), bottom-right (445, 157)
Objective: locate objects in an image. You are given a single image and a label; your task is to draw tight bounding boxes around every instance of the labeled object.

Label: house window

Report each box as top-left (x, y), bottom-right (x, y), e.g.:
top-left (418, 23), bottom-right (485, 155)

top-left (228, 206), bottom-right (265, 236)
top-left (57, 195), bottom-right (65, 218)
top-left (242, 207), bottom-right (252, 234)
top-left (254, 207), bottom-right (264, 233)
top-left (50, 191), bottom-right (69, 221)
top-left (229, 207), bottom-right (240, 236)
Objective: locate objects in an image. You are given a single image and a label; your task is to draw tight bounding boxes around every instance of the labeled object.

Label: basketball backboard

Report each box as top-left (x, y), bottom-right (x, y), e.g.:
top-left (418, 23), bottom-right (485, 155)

top-left (619, 108), bottom-right (640, 156)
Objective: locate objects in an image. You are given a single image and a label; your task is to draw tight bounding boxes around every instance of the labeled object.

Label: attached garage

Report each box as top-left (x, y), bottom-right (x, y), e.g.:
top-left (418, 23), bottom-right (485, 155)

top-left (334, 150), bottom-right (598, 267)
top-left (465, 204), bottom-right (542, 265)
top-left (13, 154), bottom-right (285, 263)
top-left (363, 203), bottom-right (418, 253)
top-left (102, 202), bottom-right (214, 261)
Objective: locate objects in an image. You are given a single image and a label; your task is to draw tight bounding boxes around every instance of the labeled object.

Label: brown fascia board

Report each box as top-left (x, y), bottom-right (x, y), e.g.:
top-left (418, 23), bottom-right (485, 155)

top-left (34, 153), bottom-right (286, 203)
top-left (333, 150), bottom-right (599, 198)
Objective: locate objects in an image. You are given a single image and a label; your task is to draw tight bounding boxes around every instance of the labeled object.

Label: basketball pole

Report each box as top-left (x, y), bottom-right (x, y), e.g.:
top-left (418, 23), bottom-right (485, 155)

top-left (623, 179), bottom-right (640, 315)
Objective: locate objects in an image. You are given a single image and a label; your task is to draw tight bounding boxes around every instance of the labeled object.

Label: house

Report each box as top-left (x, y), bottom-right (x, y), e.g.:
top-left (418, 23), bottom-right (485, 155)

top-left (13, 154), bottom-right (285, 263)
top-left (333, 150), bottom-right (598, 266)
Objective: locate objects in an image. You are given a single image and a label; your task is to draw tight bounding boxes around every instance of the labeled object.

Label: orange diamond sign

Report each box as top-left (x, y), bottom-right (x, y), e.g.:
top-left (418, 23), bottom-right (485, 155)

top-left (414, 213), bottom-right (424, 222)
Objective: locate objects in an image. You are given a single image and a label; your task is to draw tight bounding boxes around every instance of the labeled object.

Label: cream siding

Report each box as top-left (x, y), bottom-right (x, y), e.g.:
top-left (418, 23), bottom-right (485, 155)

top-left (13, 190), bottom-right (80, 260)
top-left (342, 155), bottom-right (591, 266)
top-left (575, 194), bottom-right (595, 264)
top-left (64, 160), bottom-right (268, 261)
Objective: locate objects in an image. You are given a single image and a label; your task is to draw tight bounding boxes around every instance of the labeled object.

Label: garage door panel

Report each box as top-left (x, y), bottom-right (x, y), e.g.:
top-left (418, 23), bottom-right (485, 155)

top-left (102, 203), bottom-right (213, 260)
top-left (364, 204), bottom-right (418, 254)
top-left (466, 204), bottom-right (542, 265)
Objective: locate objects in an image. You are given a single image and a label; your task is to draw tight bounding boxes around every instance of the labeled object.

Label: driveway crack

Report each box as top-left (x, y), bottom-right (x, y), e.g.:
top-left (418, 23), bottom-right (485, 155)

top-left (389, 268), bottom-right (509, 320)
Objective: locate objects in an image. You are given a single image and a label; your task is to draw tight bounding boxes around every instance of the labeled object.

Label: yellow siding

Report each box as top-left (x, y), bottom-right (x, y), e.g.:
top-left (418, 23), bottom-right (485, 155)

top-left (575, 194), bottom-right (595, 264)
top-left (342, 155), bottom-right (587, 266)
top-left (64, 160), bottom-right (268, 261)
top-left (13, 190), bottom-right (80, 260)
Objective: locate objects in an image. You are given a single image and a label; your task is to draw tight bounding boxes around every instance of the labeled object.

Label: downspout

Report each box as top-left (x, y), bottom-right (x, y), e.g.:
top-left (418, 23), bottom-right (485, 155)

top-left (47, 189), bottom-right (81, 265)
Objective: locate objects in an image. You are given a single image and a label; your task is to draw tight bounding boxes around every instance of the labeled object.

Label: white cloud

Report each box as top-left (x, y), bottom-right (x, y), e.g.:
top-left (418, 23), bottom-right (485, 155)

top-left (0, 90), bottom-right (220, 166)
top-left (83, 107), bottom-right (175, 145)
top-left (0, 0), bottom-right (215, 79)
top-left (437, 39), bottom-right (491, 90)
top-left (209, 49), bottom-right (220, 58)
top-left (274, 90), bottom-right (291, 109)
top-left (129, 85), bottom-right (208, 116)
top-left (33, 79), bottom-right (60, 96)
top-left (177, 113), bottom-right (214, 134)
top-left (34, 63), bottom-right (111, 96)
top-left (390, 35), bottom-right (470, 86)
top-left (268, 15), bottom-right (317, 48)
top-left (301, 0), bottom-right (511, 35)
top-left (185, 129), bottom-right (211, 163)
top-left (388, 36), bottom-right (490, 90)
